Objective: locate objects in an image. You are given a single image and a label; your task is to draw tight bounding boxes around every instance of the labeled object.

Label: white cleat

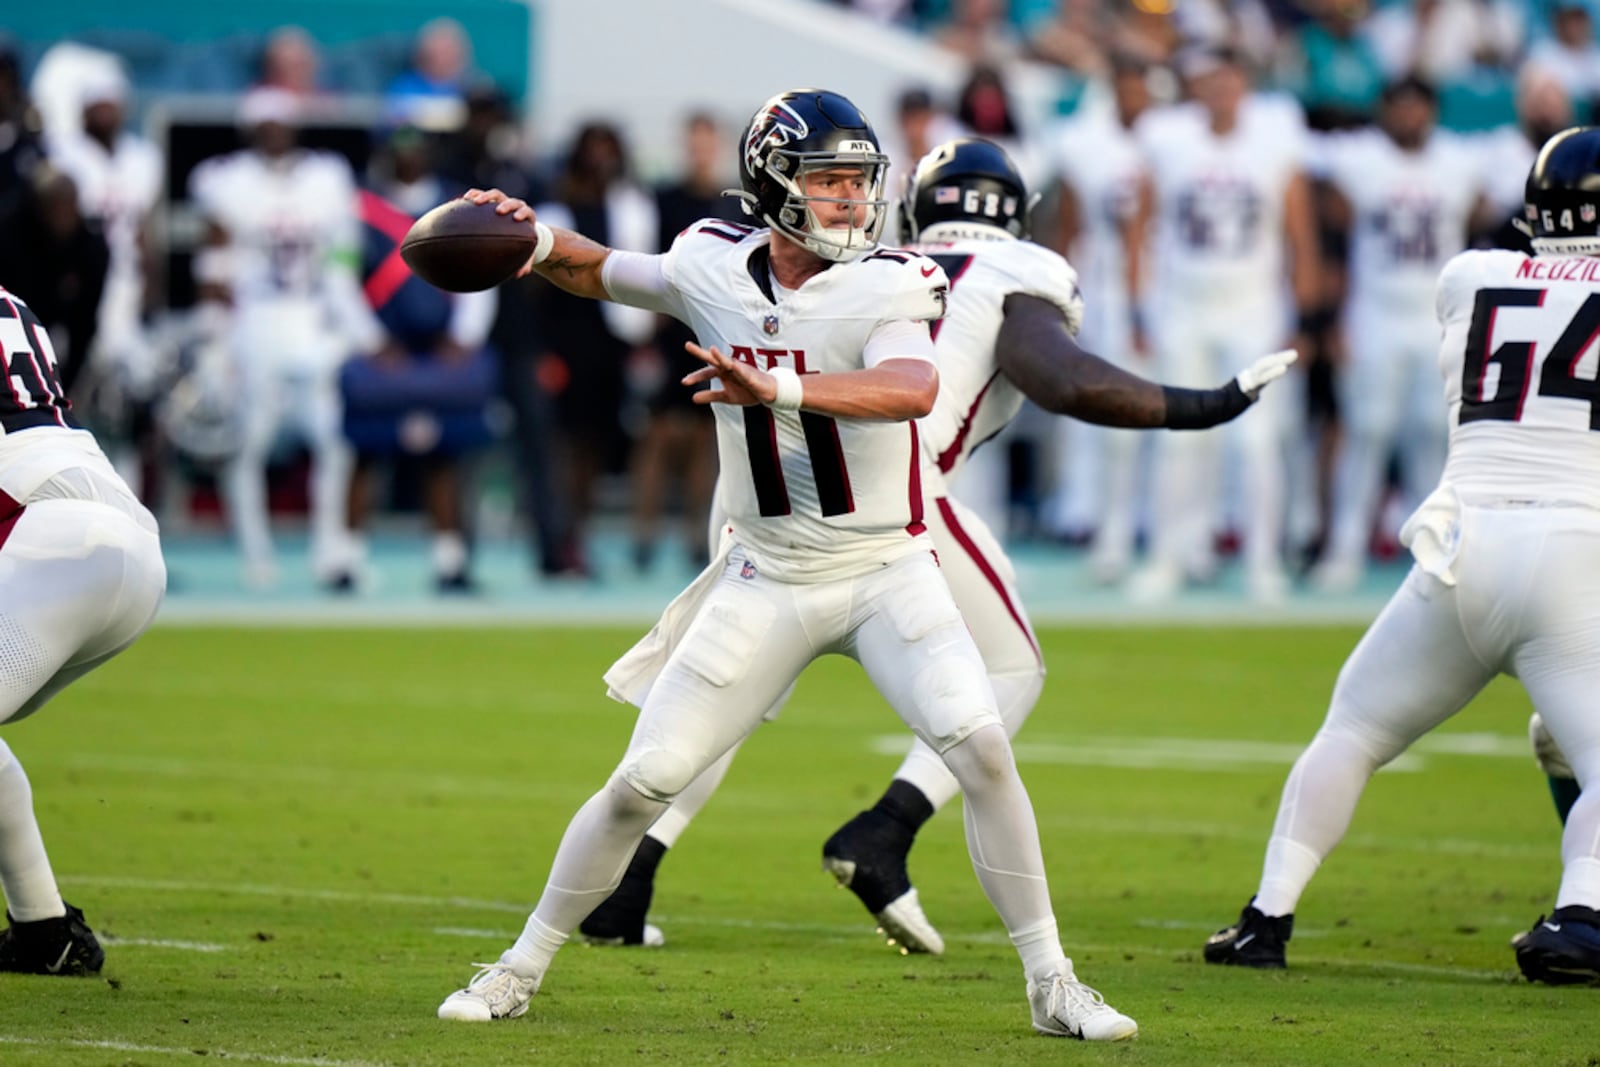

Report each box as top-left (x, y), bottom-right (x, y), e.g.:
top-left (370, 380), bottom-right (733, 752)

top-left (1027, 967), bottom-right (1138, 1041)
top-left (875, 888), bottom-right (945, 956)
top-left (437, 959), bottom-right (541, 1022)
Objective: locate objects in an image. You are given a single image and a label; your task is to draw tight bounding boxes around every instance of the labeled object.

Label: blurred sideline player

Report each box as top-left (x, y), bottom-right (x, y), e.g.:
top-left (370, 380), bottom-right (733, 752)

top-left (438, 91), bottom-right (1142, 1040)
top-left (1309, 78), bottom-right (1486, 593)
top-left (1129, 45), bottom-right (1321, 602)
top-left (43, 61), bottom-right (165, 502)
top-left (1045, 53), bottom-right (1156, 583)
top-left (0, 285), bottom-right (166, 974)
top-left (1203, 128), bottom-right (1600, 986)
top-left (188, 87), bottom-right (382, 589)
top-left (578, 139), bottom-right (1294, 962)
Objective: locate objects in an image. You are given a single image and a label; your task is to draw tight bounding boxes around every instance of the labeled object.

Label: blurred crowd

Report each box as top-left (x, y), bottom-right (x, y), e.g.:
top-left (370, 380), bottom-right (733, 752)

top-left (0, 0), bottom-right (1592, 598)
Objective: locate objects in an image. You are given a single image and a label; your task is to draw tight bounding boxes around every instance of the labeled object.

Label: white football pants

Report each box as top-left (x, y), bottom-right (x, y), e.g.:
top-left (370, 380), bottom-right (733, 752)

top-left (1251, 503), bottom-right (1600, 916)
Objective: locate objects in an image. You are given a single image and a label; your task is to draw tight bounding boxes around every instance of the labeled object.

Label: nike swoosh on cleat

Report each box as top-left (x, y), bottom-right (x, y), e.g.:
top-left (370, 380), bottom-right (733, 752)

top-left (1542, 922), bottom-right (1563, 933)
top-left (1234, 934), bottom-right (1256, 949)
top-left (43, 943), bottom-right (73, 974)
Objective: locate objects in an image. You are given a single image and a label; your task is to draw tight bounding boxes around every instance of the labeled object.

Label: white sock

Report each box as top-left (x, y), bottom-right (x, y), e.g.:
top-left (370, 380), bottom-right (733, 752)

top-left (432, 531), bottom-right (468, 577)
top-left (1558, 787), bottom-right (1600, 909)
top-left (1253, 836), bottom-right (1322, 917)
top-left (1011, 918), bottom-right (1069, 981)
top-left (0, 742), bottom-right (64, 922)
top-left (514, 776), bottom-right (667, 972)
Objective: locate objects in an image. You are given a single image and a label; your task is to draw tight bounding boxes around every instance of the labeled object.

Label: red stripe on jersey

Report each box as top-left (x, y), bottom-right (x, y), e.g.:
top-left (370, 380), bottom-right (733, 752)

top-left (361, 190), bottom-right (425, 310)
top-left (936, 496), bottom-right (1040, 664)
top-left (360, 190), bottom-right (416, 243)
top-left (366, 249), bottom-right (414, 310)
top-left (0, 487), bottom-right (24, 550)
top-left (937, 370), bottom-right (1000, 474)
top-left (905, 422), bottom-right (925, 537)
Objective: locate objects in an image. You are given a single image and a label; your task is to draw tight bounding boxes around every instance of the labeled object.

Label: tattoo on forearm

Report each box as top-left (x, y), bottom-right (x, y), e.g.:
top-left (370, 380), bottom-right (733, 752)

top-left (540, 254), bottom-right (583, 279)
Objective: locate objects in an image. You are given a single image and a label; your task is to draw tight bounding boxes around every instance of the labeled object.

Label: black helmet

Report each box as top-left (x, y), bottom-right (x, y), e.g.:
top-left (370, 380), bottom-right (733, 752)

top-left (902, 137), bottom-right (1029, 243)
top-left (736, 88), bottom-right (889, 262)
top-left (1524, 126), bottom-right (1600, 255)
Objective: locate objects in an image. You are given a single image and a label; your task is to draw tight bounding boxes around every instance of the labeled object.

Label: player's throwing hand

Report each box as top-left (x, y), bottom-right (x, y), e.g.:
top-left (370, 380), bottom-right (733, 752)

top-left (682, 342), bottom-right (777, 406)
top-left (1235, 348), bottom-right (1298, 399)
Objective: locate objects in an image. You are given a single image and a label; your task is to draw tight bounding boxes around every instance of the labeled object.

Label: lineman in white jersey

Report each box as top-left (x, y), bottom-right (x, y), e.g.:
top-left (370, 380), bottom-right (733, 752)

top-left (0, 285), bottom-right (166, 976)
top-left (575, 140), bottom-right (1295, 965)
top-left (1310, 77), bottom-right (1486, 593)
top-left (1047, 54), bottom-right (1155, 581)
top-left (1129, 46), bottom-right (1321, 602)
top-left (1203, 128), bottom-right (1600, 985)
top-left (436, 91), bottom-right (1137, 1040)
top-left (188, 88), bottom-right (382, 588)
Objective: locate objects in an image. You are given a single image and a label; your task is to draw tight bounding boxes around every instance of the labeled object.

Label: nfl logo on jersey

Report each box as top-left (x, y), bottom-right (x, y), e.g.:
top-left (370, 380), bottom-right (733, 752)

top-left (763, 314), bottom-right (780, 336)
top-left (1583, 204), bottom-right (1597, 224)
top-left (740, 559), bottom-right (758, 580)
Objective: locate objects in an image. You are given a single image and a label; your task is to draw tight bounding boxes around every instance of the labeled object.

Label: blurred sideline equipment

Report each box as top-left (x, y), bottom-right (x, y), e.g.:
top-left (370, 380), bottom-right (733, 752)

top-left (400, 198), bottom-right (539, 292)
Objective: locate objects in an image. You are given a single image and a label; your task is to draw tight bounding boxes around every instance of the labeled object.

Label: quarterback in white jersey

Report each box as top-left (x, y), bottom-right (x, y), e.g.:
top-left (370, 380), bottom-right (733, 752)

top-left (1203, 128), bottom-right (1600, 986)
top-left (1047, 56), bottom-right (1154, 579)
top-left (1310, 78), bottom-right (1486, 591)
top-left (573, 139), bottom-right (1295, 974)
top-left (0, 286), bottom-right (166, 976)
top-left (188, 88), bottom-right (381, 587)
top-left (437, 93), bottom-right (1143, 1042)
top-left (1130, 47), bottom-right (1321, 601)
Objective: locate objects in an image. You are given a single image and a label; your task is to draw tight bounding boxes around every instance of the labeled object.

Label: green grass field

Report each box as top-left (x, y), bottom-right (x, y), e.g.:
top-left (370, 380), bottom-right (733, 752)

top-left (0, 624), bottom-right (1595, 1066)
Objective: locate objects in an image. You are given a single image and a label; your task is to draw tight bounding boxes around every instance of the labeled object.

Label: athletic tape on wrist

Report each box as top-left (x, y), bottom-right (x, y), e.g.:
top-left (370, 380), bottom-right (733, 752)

top-left (768, 367), bottom-right (804, 412)
top-left (530, 222), bottom-right (555, 266)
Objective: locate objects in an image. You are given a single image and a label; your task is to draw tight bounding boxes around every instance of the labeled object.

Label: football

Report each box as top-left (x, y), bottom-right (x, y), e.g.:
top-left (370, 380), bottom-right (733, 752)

top-left (400, 198), bottom-right (538, 293)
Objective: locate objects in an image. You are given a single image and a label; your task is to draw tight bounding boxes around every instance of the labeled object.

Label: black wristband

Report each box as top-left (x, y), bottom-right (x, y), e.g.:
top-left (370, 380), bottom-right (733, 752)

top-left (1161, 381), bottom-right (1252, 430)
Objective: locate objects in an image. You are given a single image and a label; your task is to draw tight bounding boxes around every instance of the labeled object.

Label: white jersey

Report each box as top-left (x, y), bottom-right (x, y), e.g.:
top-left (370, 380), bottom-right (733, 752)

top-left (1138, 95), bottom-right (1307, 304)
top-left (653, 220), bottom-right (948, 582)
top-left (1434, 249), bottom-right (1600, 509)
top-left (1050, 107), bottom-right (1145, 324)
top-left (47, 131), bottom-right (162, 340)
top-left (1315, 128), bottom-right (1481, 316)
top-left (913, 234), bottom-right (1081, 482)
top-left (188, 149), bottom-right (361, 306)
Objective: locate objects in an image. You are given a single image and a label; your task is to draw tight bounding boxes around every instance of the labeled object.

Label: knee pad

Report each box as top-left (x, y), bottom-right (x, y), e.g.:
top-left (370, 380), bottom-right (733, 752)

top-left (617, 747), bottom-right (698, 805)
top-left (944, 724), bottom-right (1017, 787)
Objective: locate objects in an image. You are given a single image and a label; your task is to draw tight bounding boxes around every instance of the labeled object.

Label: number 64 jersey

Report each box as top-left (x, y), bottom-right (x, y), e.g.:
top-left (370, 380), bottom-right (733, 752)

top-left (1434, 249), bottom-right (1600, 509)
top-left (652, 221), bottom-right (949, 582)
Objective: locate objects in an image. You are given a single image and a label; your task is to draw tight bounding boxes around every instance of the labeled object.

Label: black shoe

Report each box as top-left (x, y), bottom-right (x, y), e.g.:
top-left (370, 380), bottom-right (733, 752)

top-left (435, 570), bottom-right (480, 595)
top-left (0, 903), bottom-right (105, 975)
top-left (1516, 905), bottom-right (1600, 985)
top-left (822, 810), bottom-right (943, 954)
top-left (323, 571), bottom-right (357, 595)
top-left (579, 837), bottom-right (665, 947)
top-left (1204, 901), bottom-right (1292, 968)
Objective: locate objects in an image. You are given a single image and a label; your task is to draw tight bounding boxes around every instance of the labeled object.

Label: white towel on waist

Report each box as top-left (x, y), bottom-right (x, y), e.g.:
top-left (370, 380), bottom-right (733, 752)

top-left (604, 526), bottom-right (735, 707)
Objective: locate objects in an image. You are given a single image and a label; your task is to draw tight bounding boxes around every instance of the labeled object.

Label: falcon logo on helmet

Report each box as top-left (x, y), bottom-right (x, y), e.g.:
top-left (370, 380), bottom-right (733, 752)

top-left (732, 88), bottom-right (890, 263)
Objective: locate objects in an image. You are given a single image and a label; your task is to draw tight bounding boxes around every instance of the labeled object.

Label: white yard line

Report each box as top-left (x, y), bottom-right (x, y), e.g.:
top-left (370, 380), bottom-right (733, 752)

top-left (58, 875), bottom-right (529, 914)
top-left (99, 935), bottom-right (227, 952)
top-left (0, 1035), bottom-right (393, 1067)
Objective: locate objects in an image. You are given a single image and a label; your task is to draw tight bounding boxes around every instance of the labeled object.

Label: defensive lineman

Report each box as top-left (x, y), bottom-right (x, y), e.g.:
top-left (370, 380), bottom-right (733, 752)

top-left (1203, 127), bottom-right (1600, 984)
top-left (579, 138), bottom-right (1295, 960)
top-left (0, 285), bottom-right (166, 973)
top-left (436, 91), bottom-right (1137, 1039)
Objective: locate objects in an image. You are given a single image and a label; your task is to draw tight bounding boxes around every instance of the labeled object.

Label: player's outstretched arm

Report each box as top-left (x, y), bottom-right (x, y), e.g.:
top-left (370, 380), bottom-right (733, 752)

top-left (464, 188), bottom-right (611, 301)
top-left (682, 343), bottom-right (938, 421)
top-left (996, 293), bottom-right (1295, 430)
